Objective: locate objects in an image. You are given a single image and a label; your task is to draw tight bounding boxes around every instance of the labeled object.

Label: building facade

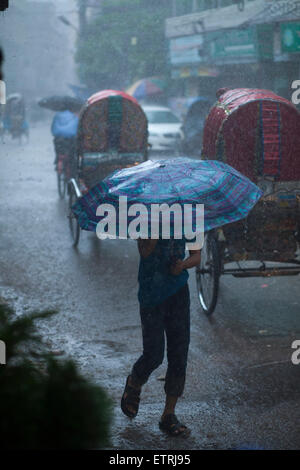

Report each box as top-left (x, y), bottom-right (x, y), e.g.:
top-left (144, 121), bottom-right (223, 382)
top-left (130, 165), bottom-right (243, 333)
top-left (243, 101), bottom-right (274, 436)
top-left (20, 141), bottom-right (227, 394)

top-left (165, 0), bottom-right (300, 112)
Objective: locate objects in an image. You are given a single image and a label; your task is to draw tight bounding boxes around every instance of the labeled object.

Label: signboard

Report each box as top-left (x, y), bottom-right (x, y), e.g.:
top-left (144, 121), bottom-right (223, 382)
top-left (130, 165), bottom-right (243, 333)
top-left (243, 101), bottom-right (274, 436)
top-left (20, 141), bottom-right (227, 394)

top-left (256, 24), bottom-right (274, 59)
top-left (208, 25), bottom-right (273, 63)
top-left (171, 66), bottom-right (218, 79)
top-left (169, 34), bottom-right (204, 65)
top-left (209, 28), bottom-right (256, 60)
top-left (281, 22), bottom-right (300, 52)
top-left (168, 26), bottom-right (273, 70)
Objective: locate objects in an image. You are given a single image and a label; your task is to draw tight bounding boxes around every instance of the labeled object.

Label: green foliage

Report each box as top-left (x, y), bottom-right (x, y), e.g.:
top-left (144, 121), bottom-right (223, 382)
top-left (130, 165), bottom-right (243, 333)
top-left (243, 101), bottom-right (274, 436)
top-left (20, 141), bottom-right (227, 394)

top-left (0, 302), bottom-right (113, 449)
top-left (75, 4), bottom-right (169, 89)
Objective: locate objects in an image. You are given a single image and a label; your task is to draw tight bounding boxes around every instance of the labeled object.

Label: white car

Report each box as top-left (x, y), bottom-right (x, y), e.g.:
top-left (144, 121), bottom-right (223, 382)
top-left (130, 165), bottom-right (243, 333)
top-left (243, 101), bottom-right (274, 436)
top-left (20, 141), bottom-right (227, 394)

top-left (142, 105), bottom-right (182, 152)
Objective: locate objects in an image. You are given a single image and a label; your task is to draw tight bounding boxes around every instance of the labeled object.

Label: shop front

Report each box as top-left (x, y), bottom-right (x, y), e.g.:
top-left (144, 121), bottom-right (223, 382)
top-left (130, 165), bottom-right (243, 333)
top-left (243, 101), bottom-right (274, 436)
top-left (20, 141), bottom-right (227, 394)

top-left (166, 1), bottom-right (300, 109)
top-left (273, 21), bottom-right (300, 100)
top-left (206, 24), bottom-right (274, 91)
top-left (167, 22), bottom-right (274, 111)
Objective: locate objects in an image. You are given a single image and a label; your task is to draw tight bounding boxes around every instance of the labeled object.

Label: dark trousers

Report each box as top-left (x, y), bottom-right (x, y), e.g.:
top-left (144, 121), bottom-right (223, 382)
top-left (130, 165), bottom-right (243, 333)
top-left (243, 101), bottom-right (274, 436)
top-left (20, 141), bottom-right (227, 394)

top-left (131, 283), bottom-right (190, 397)
top-left (53, 137), bottom-right (75, 162)
top-left (53, 137), bottom-right (77, 178)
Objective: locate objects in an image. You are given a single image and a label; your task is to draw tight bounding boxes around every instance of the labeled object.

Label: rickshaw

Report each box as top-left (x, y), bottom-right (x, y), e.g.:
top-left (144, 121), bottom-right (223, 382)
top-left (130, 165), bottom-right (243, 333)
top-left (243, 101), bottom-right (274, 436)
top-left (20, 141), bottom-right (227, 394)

top-left (180, 96), bottom-right (212, 156)
top-left (2, 93), bottom-right (29, 143)
top-left (196, 88), bottom-right (300, 315)
top-left (38, 94), bottom-right (83, 199)
top-left (68, 90), bottom-right (148, 246)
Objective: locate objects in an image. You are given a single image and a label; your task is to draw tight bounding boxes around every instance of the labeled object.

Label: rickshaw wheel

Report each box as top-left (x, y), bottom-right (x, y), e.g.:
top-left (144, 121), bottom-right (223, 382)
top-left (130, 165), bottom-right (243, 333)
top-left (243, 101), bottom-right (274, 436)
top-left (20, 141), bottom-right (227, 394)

top-left (57, 171), bottom-right (66, 199)
top-left (68, 187), bottom-right (80, 247)
top-left (196, 232), bottom-right (220, 316)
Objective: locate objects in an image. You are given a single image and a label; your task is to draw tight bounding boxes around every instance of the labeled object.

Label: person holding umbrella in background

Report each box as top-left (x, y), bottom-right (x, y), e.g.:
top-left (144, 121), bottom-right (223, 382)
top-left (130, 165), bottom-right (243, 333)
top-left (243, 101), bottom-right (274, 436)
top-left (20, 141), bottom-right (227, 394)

top-left (38, 95), bottom-right (83, 175)
top-left (51, 109), bottom-right (79, 173)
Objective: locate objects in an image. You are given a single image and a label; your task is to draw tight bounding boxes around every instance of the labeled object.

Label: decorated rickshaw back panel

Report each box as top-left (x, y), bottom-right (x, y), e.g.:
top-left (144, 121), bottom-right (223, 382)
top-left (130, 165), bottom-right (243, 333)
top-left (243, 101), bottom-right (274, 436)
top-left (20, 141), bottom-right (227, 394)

top-left (76, 91), bottom-right (148, 190)
top-left (119, 99), bottom-right (147, 153)
top-left (78, 99), bottom-right (108, 153)
top-left (78, 93), bottom-right (147, 155)
top-left (202, 88), bottom-right (300, 182)
top-left (202, 88), bottom-right (300, 263)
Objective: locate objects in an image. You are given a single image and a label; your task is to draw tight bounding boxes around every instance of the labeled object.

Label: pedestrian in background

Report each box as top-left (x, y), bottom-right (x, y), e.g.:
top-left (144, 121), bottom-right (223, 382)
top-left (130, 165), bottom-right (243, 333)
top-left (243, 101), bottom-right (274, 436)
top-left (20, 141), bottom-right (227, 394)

top-left (51, 110), bottom-right (79, 175)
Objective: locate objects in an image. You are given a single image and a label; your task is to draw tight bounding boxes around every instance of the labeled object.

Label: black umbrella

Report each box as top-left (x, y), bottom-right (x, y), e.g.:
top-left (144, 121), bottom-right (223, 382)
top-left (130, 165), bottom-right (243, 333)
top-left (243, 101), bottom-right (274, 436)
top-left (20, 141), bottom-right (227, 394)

top-left (38, 95), bottom-right (84, 112)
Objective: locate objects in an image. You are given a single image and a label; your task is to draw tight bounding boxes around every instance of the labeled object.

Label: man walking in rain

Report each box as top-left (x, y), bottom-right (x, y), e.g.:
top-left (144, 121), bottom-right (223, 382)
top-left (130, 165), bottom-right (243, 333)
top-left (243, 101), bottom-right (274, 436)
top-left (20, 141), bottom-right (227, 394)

top-left (121, 237), bottom-right (201, 437)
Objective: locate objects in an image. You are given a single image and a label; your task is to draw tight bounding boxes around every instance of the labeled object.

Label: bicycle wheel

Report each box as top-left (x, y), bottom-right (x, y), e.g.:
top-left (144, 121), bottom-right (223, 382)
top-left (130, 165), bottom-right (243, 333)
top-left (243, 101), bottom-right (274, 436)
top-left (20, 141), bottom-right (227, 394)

top-left (68, 186), bottom-right (80, 247)
top-left (196, 232), bottom-right (220, 316)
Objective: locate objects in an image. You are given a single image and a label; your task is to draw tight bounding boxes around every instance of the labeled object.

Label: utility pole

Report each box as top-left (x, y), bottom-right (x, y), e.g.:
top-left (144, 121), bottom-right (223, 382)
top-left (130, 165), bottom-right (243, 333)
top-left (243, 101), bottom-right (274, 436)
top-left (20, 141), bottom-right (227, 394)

top-left (78, 0), bottom-right (87, 37)
top-left (172, 0), bottom-right (177, 17)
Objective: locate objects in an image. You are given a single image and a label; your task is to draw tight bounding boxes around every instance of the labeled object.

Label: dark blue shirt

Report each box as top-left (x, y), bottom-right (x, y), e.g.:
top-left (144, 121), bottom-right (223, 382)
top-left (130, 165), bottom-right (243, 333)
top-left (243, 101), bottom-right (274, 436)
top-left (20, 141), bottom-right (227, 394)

top-left (138, 239), bottom-right (189, 308)
top-left (51, 111), bottom-right (79, 138)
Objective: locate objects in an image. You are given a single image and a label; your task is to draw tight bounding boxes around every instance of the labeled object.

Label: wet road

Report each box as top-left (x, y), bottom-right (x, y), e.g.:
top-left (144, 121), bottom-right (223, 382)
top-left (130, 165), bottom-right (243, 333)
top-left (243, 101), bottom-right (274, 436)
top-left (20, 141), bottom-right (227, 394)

top-left (0, 122), bottom-right (300, 450)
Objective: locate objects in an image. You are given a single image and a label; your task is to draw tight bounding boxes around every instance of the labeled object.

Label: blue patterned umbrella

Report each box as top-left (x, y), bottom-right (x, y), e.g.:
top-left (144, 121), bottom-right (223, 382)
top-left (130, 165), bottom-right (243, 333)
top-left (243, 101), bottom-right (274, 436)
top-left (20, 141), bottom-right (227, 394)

top-left (72, 158), bottom-right (262, 238)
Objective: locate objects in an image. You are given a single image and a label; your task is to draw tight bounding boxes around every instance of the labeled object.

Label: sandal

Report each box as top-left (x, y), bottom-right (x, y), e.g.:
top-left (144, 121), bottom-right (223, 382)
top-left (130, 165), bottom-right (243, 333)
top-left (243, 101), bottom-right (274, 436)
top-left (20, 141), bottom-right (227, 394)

top-left (121, 375), bottom-right (141, 419)
top-left (159, 414), bottom-right (190, 437)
